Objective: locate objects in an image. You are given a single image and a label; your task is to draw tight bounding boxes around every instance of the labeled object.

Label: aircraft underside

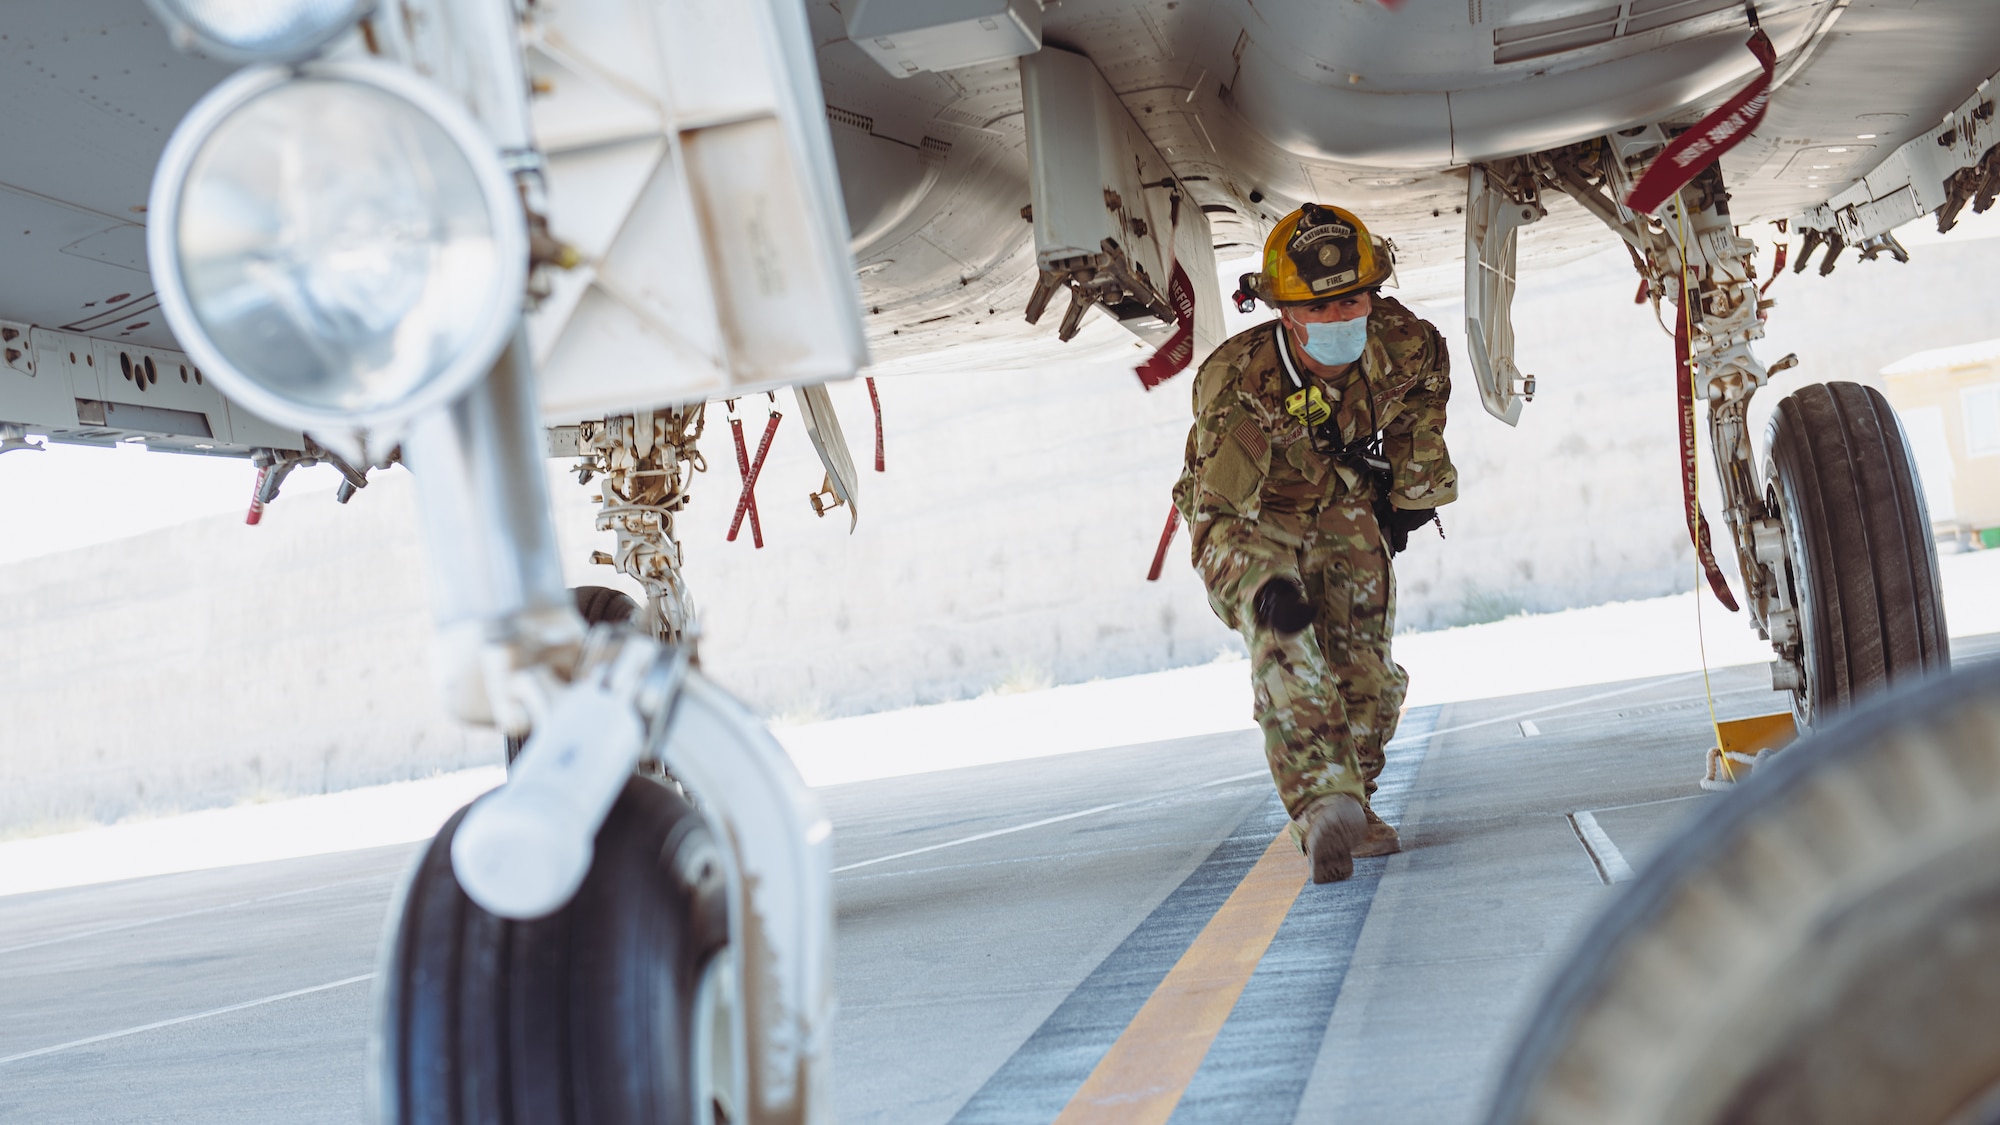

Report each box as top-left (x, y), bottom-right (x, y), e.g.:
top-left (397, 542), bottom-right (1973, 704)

top-left (3, 0), bottom-right (2000, 1121)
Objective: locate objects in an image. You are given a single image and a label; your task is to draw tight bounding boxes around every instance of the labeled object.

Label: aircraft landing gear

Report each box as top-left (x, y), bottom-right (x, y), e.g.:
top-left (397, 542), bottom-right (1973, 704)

top-left (374, 776), bottom-right (736, 1125)
top-left (560, 408), bottom-right (707, 645)
top-left (1485, 658), bottom-right (2000, 1125)
top-left (393, 339), bottom-right (834, 1124)
top-left (1764, 382), bottom-right (1949, 725)
top-left (503, 586), bottom-right (639, 764)
top-left (507, 409), bottom-right (702, 763)
top-left (376, 616), bottom-right (833, 1125)
top-left (1491, 135), bottom-right (1952, 737)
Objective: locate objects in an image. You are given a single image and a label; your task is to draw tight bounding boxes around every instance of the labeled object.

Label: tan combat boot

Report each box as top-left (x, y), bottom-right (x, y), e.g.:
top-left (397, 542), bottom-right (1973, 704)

top-left (1300, 794), bottom-right (1367, 884)
top-left (1354, 804), bottom-right (1401, 858)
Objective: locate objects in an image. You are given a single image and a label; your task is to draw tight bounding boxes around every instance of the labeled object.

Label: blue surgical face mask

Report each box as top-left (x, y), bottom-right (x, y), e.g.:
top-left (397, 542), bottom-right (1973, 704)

top-left (1298, 316), bottom-right (1368, 365)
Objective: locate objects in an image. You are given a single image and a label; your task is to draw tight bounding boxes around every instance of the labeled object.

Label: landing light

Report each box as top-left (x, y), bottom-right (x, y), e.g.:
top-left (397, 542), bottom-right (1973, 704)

top-left (147, 61), bottom-right (526, 437)
top-left (1857, 133), bottom-right (1879, 140)
top-left (146, 0), bottom-right (374, 63)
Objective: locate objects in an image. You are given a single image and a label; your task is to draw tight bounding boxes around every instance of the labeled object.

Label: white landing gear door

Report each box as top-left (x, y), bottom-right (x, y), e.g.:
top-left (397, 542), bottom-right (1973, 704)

top-left (794, 384), bottom-right (860, 531)
top-left (658, 673), bottom-right (836, 1125)
top-left (523, 0), bottom-right (868, 420)
top-left (1464, 164), bottom-right (1542, 427)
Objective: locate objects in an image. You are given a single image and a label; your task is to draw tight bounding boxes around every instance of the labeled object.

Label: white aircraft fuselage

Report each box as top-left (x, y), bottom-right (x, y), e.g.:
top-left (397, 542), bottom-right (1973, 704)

top-left (4, 1), bottom-right (1997, 393)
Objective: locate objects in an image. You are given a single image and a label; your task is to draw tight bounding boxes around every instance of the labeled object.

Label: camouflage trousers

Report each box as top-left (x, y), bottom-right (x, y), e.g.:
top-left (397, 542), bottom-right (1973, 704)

top-left (1228, 508), bottom-right (1408, 821)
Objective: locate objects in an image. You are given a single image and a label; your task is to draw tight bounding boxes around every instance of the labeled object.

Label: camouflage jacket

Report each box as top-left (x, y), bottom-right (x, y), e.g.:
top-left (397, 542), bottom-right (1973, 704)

top-left (1172, 298), bottom-right (1456, 617)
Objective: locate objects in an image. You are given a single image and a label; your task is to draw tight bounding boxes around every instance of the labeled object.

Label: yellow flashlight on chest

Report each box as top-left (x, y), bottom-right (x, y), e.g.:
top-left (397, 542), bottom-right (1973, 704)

top-left (1286, 385), bottom-right (1333, 427)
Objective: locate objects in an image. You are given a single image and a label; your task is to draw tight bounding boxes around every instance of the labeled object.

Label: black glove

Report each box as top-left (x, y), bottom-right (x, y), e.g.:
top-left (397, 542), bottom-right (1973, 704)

top-left (1253, 577), bottom-right (1315, 635)
top-left (1383, 507), bottom-right (1440, 556)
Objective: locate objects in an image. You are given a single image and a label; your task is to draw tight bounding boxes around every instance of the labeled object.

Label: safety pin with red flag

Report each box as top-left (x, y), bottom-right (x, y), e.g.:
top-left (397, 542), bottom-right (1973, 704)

top-left (1624, 28), bottom-right (1777, 215)
top-left (1135, 262), bottom-right (1199, 390)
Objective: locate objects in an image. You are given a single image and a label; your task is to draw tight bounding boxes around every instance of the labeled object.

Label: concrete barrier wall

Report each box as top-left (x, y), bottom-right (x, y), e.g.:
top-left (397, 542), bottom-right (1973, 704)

top-left (0, 477), bottom-right (497, 834)
top-left (5, 233), bottom-right (1999, 831)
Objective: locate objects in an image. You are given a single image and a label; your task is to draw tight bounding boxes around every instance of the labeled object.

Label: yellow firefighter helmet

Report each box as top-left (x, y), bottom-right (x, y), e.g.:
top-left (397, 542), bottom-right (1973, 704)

top-left (1247, 203), bottom-right (1395, 307)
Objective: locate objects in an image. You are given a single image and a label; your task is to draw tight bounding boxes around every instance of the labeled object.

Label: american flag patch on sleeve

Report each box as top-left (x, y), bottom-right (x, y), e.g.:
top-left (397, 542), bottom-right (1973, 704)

top-left (1230, 416), bottom-right (1269, 462)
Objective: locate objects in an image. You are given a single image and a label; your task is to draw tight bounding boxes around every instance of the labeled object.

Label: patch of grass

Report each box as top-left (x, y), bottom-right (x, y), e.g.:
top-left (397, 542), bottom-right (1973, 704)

top-left (768, 695), bottom-right (832, 727)
top-left (987, 662), bottom-right (1055, 697)
top-left (0, 814), bottom-right (103, 842)
top-left (1451, 585), bottom-right (1528, 628)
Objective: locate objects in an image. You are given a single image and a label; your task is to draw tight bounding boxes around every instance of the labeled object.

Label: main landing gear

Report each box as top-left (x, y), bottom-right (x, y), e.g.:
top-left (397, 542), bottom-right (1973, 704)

top-left (1486, 658), bottom-right (2000, 1125)
top-left (1476, 119), bottom-right (1973, 1125)
top-left (1466, 136), bottom-right (1950, 735)
top-left (1764, 383), bottom-right (1949, 726)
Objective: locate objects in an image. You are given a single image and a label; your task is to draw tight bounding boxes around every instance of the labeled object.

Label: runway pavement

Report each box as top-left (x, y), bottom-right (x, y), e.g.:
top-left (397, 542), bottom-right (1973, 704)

top-left (6, 639), bottom-right (1998, 1123)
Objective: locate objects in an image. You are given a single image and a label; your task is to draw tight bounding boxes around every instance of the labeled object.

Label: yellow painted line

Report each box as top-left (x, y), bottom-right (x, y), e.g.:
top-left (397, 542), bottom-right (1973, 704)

top-left (1053, 831), bottom-right (1307, 1125)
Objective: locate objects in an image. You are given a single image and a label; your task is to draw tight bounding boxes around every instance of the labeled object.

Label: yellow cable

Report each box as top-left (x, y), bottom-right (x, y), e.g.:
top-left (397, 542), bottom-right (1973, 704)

top-left (1676, 201), bottom-right (1734, 781)
top-left (1695, 552), bottom-right (1732, 781)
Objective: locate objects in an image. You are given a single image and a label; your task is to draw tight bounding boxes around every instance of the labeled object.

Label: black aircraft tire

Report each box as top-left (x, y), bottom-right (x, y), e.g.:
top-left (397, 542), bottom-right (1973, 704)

top-left (573, 584), bottom-right (641, 630)
top-left (504, 586), bottom-right (642, 764)
top-left (1485, 659), bottom-right (2000, 1125)
top-left (1765, 381), bottom-right (1948, 725)
top-left (374, 776), bottom-right (730, 1125)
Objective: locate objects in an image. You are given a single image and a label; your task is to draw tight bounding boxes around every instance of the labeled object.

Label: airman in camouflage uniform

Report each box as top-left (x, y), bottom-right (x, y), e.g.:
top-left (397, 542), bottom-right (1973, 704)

top-left (1173, 203), bottom-right (1456, 883)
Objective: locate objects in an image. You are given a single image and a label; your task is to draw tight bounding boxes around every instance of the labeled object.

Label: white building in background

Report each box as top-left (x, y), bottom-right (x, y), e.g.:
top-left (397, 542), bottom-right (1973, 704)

top-left (1882, 339), bottom-right (2000, 547)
